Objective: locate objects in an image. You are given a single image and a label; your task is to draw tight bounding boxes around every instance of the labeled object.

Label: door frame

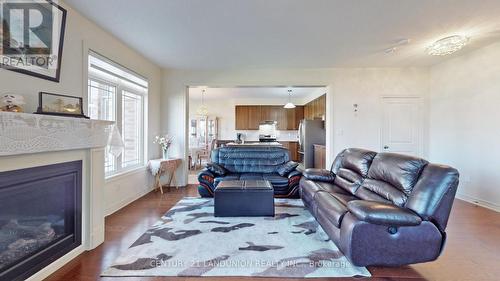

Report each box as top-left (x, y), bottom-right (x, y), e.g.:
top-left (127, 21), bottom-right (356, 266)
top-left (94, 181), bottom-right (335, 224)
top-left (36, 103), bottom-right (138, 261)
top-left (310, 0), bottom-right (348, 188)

top-left (184, 85), bottom-right (331, 185)
top-left (379, 96), bottom-right (425, 157)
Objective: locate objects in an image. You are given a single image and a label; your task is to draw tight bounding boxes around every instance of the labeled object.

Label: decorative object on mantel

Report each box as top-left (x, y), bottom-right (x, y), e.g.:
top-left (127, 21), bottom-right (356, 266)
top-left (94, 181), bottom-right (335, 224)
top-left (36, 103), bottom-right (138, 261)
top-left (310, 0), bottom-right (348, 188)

top-left (153, 134), bottom-right (173, 159)
top-left (35, 92), bottom-right (89, 118)
top-left (0, 0), bottom-right (67, 82)
top-left (147, 158), bottom-right (182, 194)
top-left (0, 112), bottom-right (122, 156)
top-left (0, 94), bottom-right (25, 112)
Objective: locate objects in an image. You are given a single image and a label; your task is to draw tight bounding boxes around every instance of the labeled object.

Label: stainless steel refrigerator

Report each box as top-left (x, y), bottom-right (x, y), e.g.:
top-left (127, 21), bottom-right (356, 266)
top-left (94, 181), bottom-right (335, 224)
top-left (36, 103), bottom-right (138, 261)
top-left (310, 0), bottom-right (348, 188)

top-left (298, 119), bottom-right (326, 169)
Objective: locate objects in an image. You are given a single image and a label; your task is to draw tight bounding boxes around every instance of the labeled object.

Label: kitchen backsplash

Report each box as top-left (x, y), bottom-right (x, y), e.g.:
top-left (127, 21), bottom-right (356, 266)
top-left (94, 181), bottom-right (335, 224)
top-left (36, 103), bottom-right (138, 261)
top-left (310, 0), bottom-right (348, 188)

top-left (233, 130), bottom-right (299, 142)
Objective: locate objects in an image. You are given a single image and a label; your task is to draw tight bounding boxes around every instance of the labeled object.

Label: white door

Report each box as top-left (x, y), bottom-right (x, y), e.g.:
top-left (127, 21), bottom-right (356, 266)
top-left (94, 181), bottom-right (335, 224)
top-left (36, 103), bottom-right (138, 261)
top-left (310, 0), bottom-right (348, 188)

top-left (381, 97), bottom-right (423, 157)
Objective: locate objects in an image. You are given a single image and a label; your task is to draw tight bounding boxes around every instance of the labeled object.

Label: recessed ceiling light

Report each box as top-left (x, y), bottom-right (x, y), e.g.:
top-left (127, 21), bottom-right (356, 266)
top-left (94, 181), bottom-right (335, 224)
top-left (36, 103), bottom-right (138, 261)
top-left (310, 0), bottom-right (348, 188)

top-left (427, 35), bottom-right (469, 56)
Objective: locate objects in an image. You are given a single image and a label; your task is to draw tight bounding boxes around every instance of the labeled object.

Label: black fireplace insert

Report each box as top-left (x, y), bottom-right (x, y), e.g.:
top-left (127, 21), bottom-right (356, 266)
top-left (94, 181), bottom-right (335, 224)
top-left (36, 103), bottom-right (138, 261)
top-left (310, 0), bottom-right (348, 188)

top-left (0, 161), bottom-right (82, 281)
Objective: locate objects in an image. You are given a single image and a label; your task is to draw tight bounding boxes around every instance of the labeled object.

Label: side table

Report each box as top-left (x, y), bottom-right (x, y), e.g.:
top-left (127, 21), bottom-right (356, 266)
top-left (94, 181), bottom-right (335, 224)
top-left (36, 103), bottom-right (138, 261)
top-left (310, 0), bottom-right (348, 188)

top-left (147, 158), bottom-right (182, 193)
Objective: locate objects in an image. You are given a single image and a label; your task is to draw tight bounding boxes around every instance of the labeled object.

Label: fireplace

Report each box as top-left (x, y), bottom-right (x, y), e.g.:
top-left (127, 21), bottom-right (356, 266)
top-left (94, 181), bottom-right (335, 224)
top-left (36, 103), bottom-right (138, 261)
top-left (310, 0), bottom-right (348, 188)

top-left (0, 161), bottom-right (82, 281)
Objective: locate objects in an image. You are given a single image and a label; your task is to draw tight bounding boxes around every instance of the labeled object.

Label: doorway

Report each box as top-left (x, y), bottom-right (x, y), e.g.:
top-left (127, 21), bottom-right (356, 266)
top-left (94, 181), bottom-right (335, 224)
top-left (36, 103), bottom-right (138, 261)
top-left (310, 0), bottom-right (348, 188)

top-left (186, 86), bottom-right (328, 184)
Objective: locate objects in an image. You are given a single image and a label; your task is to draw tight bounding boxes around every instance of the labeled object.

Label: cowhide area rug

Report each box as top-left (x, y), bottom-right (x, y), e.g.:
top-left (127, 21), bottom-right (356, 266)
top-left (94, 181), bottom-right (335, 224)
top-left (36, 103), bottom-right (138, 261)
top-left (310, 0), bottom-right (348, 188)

top-left (102, 197), bottom-right (371, 278)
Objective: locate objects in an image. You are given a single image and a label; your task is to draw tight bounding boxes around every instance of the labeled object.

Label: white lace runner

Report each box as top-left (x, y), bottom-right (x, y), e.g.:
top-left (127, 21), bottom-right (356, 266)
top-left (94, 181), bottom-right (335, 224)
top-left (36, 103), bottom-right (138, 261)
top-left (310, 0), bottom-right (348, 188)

top-left (0, 112), bottom-right (123, 156)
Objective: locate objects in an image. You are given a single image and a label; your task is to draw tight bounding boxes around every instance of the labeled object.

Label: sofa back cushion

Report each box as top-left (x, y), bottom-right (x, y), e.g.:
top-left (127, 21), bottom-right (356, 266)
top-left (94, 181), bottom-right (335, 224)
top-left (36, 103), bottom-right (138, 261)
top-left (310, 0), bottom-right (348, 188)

top-left (405, 164), bottom-right (459, 231)
top-left (355, 153), bottom-right (428, 206)
top-left (331, 148), bottom-right (377, 194)
top-left (211, 146), bottom-right (290, 174)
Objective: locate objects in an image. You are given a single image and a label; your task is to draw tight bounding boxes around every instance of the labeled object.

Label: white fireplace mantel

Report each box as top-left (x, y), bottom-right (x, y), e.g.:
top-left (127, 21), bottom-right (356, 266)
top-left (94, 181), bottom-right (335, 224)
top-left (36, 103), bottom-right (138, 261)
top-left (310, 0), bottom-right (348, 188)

top-left (0, 111), bottom-right (121, 156)
top-left (0, 112), bottom-right (121, 281)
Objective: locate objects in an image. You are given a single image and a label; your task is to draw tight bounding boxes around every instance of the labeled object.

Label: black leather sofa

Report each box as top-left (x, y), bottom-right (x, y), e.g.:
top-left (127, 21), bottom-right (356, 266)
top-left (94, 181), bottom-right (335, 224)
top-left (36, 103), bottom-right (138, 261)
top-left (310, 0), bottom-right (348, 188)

top-left (300, 148), bottom-right (459, 266)
top-left (198, 146), bottom-right (302, 198)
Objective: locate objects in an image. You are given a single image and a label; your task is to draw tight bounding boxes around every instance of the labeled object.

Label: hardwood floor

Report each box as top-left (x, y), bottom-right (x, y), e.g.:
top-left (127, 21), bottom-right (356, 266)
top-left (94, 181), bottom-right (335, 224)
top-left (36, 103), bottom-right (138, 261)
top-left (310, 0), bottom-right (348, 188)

top-left (45, 185), bottom-right (500, 281)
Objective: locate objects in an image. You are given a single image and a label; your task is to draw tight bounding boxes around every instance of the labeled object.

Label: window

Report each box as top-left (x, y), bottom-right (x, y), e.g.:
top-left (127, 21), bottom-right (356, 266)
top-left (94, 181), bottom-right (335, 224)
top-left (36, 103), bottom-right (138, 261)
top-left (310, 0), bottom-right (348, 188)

top-left (87, 51), bottom-right (148, 177)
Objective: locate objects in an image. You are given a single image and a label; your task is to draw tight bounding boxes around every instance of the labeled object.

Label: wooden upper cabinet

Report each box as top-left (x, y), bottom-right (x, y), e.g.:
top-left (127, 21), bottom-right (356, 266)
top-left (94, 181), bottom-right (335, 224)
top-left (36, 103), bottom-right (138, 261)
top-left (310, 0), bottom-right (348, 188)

top-left (318, 95), bottom-right (326, 118)
top-left (260, 106), bottom-right (272, 122)
top-left (286, 106), bottom-right (304, 130)
top-left (235, 106), bottom-right (249, 130)
top-left (260, 106), bottom-right (286, 130)
top-left (304, 94), bottom-right (326, 120)
top-left (247, 106), bottom-right (262, 130)
top-left (235, 105), bottom-right (304, 130)
top-left (275, 106), bottom-right (287, 130)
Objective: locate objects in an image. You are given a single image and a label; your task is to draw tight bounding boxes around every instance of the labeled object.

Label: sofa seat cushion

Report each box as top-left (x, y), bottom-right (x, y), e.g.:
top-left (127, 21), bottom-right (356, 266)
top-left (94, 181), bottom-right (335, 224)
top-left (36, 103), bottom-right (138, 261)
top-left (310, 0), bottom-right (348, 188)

top-left (300, 179), bottom-right (322, 205)
top-left (263, 173), bottom-right (289, 187)
top-left (300, 181), bottom-right (348, 204)
top-left (315, 182), bottom-right (350, 195)
top-left (328, 192), bottom-right (359, 206)
top-left (315, 191), bottom-right (349, 228)
top-left (214, 173), bottom-right (240, 186)
top-left (239, 173), bottom-right (264, 180)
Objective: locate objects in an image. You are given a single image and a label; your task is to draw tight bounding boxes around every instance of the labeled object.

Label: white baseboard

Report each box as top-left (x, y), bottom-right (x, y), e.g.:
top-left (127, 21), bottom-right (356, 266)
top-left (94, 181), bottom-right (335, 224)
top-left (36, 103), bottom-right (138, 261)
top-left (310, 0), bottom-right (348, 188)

top-left (456, 193), bottom-right (500, 213)
top-left (105, 185), bottom-right (154, 216)
top-left (25, 245), bottom-right (85, 281)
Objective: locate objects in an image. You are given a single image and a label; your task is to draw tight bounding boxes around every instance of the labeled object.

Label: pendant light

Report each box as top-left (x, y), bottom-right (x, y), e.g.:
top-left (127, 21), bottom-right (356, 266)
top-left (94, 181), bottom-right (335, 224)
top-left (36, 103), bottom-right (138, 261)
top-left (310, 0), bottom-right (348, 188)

top-left (284, 89), bottom-right (296, 109)
top-left (197, 88), bottom-right (209, 116)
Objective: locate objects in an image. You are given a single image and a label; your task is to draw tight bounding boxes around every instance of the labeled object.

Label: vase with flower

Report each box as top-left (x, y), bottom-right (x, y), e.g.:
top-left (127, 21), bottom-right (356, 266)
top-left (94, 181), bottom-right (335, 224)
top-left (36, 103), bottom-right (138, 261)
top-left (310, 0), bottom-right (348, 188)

top-left (154, 134), bottom-right (173, 159)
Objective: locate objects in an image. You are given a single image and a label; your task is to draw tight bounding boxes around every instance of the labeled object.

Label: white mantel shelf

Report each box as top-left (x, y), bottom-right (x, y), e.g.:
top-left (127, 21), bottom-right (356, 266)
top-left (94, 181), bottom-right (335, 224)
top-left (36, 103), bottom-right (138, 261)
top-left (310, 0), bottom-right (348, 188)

top-left (0, 111), bottom-right (117, 156)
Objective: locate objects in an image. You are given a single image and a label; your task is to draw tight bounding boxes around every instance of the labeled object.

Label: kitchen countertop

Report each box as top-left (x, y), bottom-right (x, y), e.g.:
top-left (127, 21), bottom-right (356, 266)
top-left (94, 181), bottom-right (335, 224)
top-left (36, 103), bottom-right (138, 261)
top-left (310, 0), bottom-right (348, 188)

top-left (226, 142), bottom-right (283, 147)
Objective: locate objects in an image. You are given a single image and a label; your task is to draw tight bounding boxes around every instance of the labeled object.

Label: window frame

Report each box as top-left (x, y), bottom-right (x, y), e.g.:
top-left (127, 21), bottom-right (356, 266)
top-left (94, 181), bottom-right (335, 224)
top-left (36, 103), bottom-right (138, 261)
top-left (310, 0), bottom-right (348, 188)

top-left (87, 52), bottom-right (148, 178)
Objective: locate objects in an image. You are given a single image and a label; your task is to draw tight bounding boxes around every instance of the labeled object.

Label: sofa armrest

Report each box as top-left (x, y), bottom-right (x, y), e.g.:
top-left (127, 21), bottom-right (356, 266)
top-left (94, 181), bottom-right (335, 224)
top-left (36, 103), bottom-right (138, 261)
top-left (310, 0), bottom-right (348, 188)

top-left (347, 200), bottom-right (422, 226)
top-left (197, 168), bottom-right (216, 197)
top-left (287, 169), bottom-right (302, 179)
top-left (302, 168), bottom-right (335, 182)
top-left (198, 168), bottom-right (215, 179)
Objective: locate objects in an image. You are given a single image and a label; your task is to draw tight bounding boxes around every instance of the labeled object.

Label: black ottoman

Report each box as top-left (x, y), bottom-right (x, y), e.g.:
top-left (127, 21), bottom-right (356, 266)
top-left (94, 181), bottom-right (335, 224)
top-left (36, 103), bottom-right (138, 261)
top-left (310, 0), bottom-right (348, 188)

top-left (214, 180), bottom-right (274, 217)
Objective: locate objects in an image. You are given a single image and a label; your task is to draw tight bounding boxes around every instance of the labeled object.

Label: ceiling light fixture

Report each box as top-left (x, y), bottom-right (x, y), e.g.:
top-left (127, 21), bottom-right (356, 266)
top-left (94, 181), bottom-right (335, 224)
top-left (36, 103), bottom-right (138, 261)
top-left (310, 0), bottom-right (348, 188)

top-left (284, 89), bottom-right (296, 109)
top-left (427, 35), bottom-right (469, 56)
top-left (197, 89), bottom-right (209, 116)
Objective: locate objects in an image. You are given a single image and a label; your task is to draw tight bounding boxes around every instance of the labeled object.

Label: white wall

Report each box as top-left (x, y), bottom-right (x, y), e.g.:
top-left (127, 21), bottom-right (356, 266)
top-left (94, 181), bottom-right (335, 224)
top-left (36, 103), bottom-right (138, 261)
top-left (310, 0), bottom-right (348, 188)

top-left (162, 68), bottom-right (429, 186)
top-left (429, 42), bottom-right (500, 212)
top-left (0, 0), bottom-right (162, 215)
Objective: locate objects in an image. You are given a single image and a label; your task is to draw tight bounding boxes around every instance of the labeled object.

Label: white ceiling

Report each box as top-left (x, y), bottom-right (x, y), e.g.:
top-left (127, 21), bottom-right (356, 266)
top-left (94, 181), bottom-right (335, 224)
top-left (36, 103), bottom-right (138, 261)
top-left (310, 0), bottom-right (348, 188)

top-left (66, 0), bottom-right (500, 69)
top-left (188, 87), bottom-right (326, 102)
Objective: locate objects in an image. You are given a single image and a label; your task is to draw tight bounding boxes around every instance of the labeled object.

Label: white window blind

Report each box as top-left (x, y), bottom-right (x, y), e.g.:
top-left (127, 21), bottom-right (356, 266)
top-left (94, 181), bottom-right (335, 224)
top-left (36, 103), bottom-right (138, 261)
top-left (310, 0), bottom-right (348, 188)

top-left (87, 51), bottom-right (148, 177)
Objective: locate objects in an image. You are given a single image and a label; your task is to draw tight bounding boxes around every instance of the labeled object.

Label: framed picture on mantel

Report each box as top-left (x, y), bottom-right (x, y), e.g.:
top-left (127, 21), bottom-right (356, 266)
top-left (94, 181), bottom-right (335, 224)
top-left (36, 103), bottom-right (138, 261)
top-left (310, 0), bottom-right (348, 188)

top-left (35, 92), bottom-right (88, 118)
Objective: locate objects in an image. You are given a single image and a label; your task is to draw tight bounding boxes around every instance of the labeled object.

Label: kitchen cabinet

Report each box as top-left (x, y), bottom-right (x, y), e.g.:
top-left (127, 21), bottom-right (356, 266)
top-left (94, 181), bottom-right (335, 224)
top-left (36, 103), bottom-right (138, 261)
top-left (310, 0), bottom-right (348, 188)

top-left (286, 106), bottom-right (304, 130)
top-left (304, 94), bottom-right (326, 120)
top-left (280, 141), bottom-right (300, 162)
top-left (235, 105), bottom-right (303, 130)
top-left (235, 106), bottom-right (249, 130)
top-left (313, 144), bottom-right (326, 169)
top-left (261, 106), bottom-right (287, 130)
top-left (248, 106), bottom-right (262, 130)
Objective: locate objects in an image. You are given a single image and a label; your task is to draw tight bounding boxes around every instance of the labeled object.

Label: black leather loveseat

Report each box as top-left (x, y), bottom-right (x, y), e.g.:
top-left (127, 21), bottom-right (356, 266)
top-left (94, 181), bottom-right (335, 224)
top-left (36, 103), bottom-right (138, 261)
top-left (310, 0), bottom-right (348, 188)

top-left (300, 148), bottom-right (459, 266)
top-left (198, 146), bottom-right (301, 198)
